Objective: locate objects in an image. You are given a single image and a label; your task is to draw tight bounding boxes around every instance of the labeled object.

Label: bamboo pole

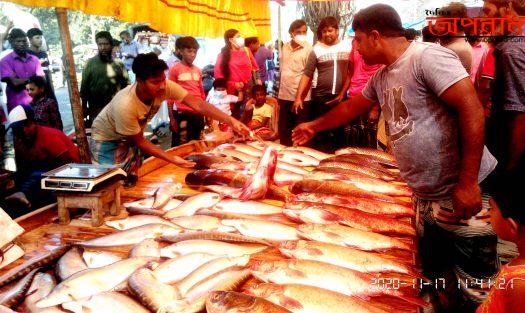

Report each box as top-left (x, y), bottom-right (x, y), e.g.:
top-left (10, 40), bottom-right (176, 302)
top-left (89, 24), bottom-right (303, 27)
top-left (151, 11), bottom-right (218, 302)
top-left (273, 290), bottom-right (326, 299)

top-left (55, 8), bottom-right (91, 163)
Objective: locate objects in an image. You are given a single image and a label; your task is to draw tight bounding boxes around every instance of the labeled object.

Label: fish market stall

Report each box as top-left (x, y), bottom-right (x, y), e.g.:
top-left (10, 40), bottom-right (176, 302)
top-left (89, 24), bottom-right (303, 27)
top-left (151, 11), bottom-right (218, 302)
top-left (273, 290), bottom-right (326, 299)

top-left (0, 139), bottom-right (424, 313)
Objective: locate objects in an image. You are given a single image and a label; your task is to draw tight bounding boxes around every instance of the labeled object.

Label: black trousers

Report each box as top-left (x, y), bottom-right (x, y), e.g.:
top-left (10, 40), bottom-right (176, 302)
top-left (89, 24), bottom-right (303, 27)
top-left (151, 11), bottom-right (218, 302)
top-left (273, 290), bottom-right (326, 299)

top-left (277, 99), bottom-right (313, 146)
top-left (171, 111), bottom-right (205, 147)
top-left (311, 94), bottom-right (346, 153)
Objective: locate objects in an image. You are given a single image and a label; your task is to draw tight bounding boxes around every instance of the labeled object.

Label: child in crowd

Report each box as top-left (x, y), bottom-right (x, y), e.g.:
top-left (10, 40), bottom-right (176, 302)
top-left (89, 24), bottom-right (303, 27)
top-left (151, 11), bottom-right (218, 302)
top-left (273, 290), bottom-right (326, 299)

top-left (243, 85), bottom-right (273, 139)
top-left (477, 158), bottom-right (525, 312)
top-left (168, 36), bottom-right (205, 147)
top-left (26, 75), bottom-right (63, 131)
top-left (206, 78), bottom-right (243, 131)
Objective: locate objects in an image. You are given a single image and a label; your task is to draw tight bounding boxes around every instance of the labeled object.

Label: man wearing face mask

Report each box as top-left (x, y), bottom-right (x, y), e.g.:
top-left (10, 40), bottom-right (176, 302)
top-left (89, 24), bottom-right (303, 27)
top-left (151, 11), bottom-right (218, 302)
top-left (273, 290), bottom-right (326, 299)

top-left (292, 16), bottom-right (351, 152)
top-left (276, 19), bottom-right (312, 146)
top-left (80, 31), bottom-right (129, 127)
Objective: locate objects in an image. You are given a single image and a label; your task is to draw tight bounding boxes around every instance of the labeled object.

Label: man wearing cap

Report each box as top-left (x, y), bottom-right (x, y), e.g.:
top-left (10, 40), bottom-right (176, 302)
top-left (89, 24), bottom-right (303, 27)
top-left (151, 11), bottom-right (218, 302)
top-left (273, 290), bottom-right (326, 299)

top-left (0, 28), bottom-right (44, 113)
top-left (293, 4), bottom-right (498, 311)
top-left (5, 105), bottom-right (79, 215)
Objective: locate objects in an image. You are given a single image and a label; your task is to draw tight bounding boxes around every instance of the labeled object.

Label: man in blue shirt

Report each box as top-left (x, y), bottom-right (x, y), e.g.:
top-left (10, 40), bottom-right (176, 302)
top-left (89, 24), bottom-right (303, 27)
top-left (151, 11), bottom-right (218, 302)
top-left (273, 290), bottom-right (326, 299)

top-left (119, 30), bottom-right (141, 82)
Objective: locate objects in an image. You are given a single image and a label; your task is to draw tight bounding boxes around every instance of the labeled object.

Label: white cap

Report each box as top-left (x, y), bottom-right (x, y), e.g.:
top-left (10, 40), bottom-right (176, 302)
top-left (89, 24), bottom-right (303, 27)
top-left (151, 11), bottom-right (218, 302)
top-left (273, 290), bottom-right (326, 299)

top-left (7, 105), bottom-right (31, 129)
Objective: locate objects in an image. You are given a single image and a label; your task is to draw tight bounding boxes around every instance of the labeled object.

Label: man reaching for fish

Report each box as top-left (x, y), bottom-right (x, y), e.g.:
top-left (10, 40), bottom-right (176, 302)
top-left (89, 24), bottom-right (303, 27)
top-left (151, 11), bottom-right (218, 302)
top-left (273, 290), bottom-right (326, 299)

top-left (89, 53), bottom-right (251, 184)
top-left (292, 4), bottom-right (498, 312)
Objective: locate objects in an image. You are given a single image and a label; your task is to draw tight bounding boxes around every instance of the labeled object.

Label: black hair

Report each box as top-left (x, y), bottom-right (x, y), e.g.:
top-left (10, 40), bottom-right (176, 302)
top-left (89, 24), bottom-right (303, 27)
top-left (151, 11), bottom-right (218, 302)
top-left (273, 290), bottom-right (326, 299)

top-left (352, 4), bottom-right (405, 37)
top-left (492, 156), bottom-right (525, 224)
top-left (132, 52), bottom-right (168, 80)
top-left (26, 28), bottom-right (43, 39)
top-left (95, 31), bottom-right (113, 45)
top-left (317, 16), bottom-right (339, 39)
top-left (176, 36), bottom-right (200, 50)
top-left (422, 25), bottom-right (438, 43)
top-left (404, 28), bottom-right (420, 41)
top-left (213, 78), bottom-right (227, 89)
top-left (27, 75), bottom-right (47, 88)
top-left (221, 29), bottom-right (239, 82)
top-left (252, 84), bottom-right (266, 96)
top-left (119, 30), bottom-right (131, 37)
top-left (8, 28), bottom-right (26, 41)
top-left (112, 39), bottom-right (121, 47)
top-left (244, 37), bottom-right (259, 47)
top-left (440, 2), bottom-right (468, 31)
top-left (289, 19), bottom-right (307, 33)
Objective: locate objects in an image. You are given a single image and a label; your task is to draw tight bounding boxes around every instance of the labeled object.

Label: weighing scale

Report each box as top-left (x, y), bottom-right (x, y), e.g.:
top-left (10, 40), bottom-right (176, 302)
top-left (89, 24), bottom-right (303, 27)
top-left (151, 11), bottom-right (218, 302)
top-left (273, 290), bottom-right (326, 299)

top-left (41, 164), bottom-right (127, 192)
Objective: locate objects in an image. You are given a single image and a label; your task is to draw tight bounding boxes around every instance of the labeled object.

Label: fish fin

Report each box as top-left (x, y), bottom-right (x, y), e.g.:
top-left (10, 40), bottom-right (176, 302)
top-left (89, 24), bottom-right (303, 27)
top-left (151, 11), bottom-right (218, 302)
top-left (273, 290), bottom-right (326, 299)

top-left (278, 295), bottom-right (304, 310)
top-left (284, 268), bottom-right (307, 278)
top-left (306, 247), bottom-right (324, 256)
top-left (324, 231), bottom-right (343, 240)
top-left (318, 210), bottom-right (342, 222)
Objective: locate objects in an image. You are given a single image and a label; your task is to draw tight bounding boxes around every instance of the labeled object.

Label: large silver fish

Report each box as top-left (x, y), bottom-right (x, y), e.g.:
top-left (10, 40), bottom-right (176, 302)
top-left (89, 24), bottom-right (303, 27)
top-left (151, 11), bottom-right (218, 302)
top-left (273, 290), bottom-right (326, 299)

top-left (278, 240), bottom-right (417, 276)
top-left (221, 219), bottom-right (299, 241)
top-left (245, 283), bottom-right (388, 313)
top-left (129, 238), bottom-right (161, 258)
top-left (206, 291), bottom-right (292, 313)
top-left (176, 255), bottom-right (250, 297)
top-left (152, 184), bottom-right (183, 209)
top-left (127, 268), bottom-right (181, 312)
top-left (36, 257), bottom-right (154, 308)
top-left (61, 292), bottom-right (149, 313)
top-left (238, 147), bottom-right (278, 200)
top-left (0, 245), bottom-right (69, 288)
top-left (250, 259), bottom-right (427, 307)
top-left (56, 247), bottom-right (88, 281)
top-left (170, 215), bottom-right (235, 232)
top-left (296, 223), bottom-right (412, 252)
top-left (153, 253), bottom-right (223, 284)
top-left (24, 272), bottom-right (58, 313)
top-left (77, 224), bottom-right (181, 247)
top-left (163, 192), bottom-right (221, 219)
top-left (105, 215), bottom-right (178, 230)
top-left (0, 268), bottom-right (40, 308)
top-left (160, 240), bottom-right (267, 258)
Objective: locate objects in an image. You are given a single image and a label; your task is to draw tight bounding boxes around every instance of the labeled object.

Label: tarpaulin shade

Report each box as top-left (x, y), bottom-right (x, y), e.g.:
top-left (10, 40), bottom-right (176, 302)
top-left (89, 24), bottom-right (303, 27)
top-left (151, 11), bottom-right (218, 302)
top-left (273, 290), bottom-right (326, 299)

top-left (4, 0), bottom-right (271, 42)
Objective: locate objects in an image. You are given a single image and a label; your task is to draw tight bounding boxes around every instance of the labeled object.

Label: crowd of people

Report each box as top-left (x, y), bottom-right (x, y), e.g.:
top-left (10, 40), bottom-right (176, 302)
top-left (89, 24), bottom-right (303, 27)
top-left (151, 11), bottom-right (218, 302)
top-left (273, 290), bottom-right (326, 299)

top-left (0, 1), bottom-right (524, 311)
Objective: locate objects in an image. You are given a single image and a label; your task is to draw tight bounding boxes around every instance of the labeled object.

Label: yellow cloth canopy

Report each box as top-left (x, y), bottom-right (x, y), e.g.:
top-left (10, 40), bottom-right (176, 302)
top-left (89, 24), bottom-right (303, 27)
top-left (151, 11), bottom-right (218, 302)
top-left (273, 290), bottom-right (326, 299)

top-left (5, 0), bottom-right (271, 42)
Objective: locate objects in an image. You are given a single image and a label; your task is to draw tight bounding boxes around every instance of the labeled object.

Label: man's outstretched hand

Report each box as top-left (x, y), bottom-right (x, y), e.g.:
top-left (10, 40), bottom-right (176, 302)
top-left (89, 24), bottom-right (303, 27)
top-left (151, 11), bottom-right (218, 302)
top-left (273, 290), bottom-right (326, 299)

top-left (292, 122), bottom-right (317, 146)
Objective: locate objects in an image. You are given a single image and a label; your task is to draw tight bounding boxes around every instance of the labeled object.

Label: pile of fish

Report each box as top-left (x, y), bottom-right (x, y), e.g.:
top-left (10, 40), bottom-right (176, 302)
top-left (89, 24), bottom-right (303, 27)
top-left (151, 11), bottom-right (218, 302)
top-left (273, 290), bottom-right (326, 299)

top-left (0, 142), bottom-right (427, 313)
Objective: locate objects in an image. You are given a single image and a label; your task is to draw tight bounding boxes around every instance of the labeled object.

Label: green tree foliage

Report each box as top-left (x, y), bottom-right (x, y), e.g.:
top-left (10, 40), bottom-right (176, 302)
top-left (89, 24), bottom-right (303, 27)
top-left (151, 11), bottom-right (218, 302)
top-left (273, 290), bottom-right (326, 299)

top-left (1, 5), bottom-right (132, 69)
top-left (297, 1), bottom-right (356, 42)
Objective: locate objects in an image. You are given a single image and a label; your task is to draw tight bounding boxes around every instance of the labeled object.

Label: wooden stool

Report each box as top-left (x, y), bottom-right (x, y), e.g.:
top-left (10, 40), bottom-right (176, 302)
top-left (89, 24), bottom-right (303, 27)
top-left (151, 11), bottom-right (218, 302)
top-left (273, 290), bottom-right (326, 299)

top-left (57, 180), bottom-right (122, 227)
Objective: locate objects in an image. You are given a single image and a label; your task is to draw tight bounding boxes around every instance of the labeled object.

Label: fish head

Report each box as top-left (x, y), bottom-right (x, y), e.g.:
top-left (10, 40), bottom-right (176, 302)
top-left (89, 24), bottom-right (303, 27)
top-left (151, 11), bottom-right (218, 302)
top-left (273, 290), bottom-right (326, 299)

top-left (282, 209), bottom-right (302, 222)
top-left (276, 240), bottom-right (300, 257)
top-left (244, 283), bottom-right (284, 298)
top-left (207, 291), bottom-right (255, 312)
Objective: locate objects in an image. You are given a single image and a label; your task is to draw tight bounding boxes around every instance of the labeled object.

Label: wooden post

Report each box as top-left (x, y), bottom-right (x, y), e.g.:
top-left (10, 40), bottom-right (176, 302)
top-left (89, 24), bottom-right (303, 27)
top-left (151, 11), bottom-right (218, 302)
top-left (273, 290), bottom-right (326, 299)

top-left (55, 8), bottom-right (91, 163)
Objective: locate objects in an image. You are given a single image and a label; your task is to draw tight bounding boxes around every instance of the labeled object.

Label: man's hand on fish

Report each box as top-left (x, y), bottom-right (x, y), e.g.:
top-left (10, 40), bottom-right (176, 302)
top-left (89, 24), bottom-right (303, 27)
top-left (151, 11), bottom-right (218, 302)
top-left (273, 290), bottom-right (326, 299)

top-left (171, 155), bottom-right (196, 168)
